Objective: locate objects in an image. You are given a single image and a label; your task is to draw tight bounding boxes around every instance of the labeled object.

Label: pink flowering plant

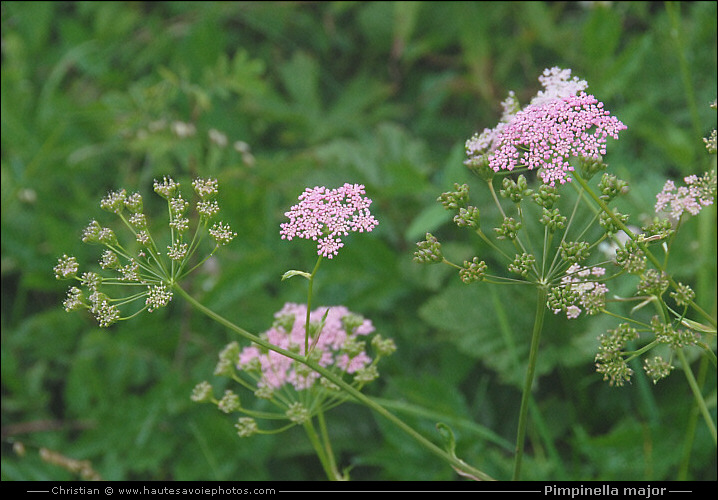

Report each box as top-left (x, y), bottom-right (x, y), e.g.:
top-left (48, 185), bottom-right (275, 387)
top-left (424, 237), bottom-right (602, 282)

top-left (416, 68), bottom-right (716, 479)
top-left (56, 176), bottom-right (495, 481)
top-left (186, 182), bottom-right (495, 480)
top-left (279, 184), bottom-right (379, 353)
top-left (192, 303), bottom-right (396, 480)
top-left (53, 68), bottom-right (714, 482)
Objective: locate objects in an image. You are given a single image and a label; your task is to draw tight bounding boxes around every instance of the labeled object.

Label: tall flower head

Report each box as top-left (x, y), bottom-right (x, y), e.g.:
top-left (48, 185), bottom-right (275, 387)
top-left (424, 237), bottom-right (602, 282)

top-left (465, 68), bottom-right (626, 187)
top-left (489, 92), bottom-right (626, 186)
top-left (280, 183), bottom-right (378, 258)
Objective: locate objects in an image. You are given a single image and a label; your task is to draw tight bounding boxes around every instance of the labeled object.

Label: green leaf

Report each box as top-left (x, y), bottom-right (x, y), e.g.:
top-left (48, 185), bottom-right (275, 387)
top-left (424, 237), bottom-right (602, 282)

top-left (281, 270), bottom-right (312, 281)
top-left (436, 422), bottom-right (457, 456)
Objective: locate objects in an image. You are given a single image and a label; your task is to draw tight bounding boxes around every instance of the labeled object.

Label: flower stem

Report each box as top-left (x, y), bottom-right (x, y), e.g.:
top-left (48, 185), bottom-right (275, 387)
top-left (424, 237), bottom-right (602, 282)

top-left (317, 409), bottom-right (342, 478)
top-left (174, 284), bottom-right (496, 481)
top-left (676, 348), bottom-right (717, 446)
top-left (305, 255), bottom-right (323, 354)
top-left (513, 285), bottom-right (548, 480)
top-left (303, 418), bottom-right (341, 480)
top-left (678, 355), bottom-right (710, 479)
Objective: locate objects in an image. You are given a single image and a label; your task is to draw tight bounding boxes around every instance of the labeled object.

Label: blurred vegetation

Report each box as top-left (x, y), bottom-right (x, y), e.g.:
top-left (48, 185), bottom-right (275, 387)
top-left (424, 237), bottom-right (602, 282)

top-left (1, 1), bottom-right (716, 481)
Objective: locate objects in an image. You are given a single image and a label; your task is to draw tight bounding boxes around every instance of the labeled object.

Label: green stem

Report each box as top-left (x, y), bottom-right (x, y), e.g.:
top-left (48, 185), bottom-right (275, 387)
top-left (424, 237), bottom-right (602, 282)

top-left (316, 409), bottom-right (341, 478)
top-left (513, 286), bottom-right (548, 480)
top-left (174, 284), bottom-right (496, 481)
top-left (676, 348), bottom-right (717, 446)
top-left (303, 418), bottom-right (339, 480)
top-left (678, 355), bottom-right (709, 479)
top-left (305, 255), bottom-right (323, 354)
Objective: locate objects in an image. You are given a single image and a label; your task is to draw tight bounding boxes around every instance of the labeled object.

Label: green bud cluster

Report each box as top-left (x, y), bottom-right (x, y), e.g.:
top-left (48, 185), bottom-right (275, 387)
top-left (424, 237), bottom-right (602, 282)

top-left (286, 402), bottom-right (311, 424)
top-left (598, 173), bottom-right (629, 202)
top-left (235, 417), bottom-right (259, 438)
top-left (643, 356), bottom-right (674, 384)
top-left (190, 381), bottom-right (214, 403)
top-left (508, 253), bottom-right (535, 278)
top-left (651, 316), bottom-right (699, 348)
top-left (641, 218), bottom-right (674, 242)
top-left (214, 342), bottom-right (241, 377)
top-left (459, 257), bottom-right (488, 284)
top-left (615, 240), bottom-right (646, 274)
top-left (437, 183), bottom-right (470, 210)
top-left (81, 220), bottom-right (102, 244)
top-left (371, 335), bottom-right (397, 357)
top-left (546, 286), bottom-right (580, 314)
top-left (273, 313), bottom-right (296, 333)
top-left (637, 269), bottom-right (669, 297)
top-left (532, 184), bottom-right (560, 209)
top-left (494, 217), bottom-right (522, 240)
top-left (670, 283), bottom-right (695, 307)
top-left (354, 365), bottom-right (380, 383)
top-left (218, 390), bottom-right (241, 413)
top-left (598, 209), bottom-right (629, 235)
top-left (578, 154), bottom-right (608, 181)
top-left (414, 233), bottom-right (444, 263)
top-left (559, 241), bottom-right (590, 264)
top-left (594, 323), bottom-right (638, 387)
top-left (464, 154), bottom-right (495, 182)
top-left (342, 313), bottom-right (367, 335)
top-left (539, 208), bottom-right (566, 233)
top-left (705, 130), bottom-right (717, 154)
top-left (340, 336), bottom-right (366, 358)
top-left (454, 206), bottom-right (480, 228)
top-left (595, 357), bottom-right (633, 387)
top-left (500, 175), bottom-right (533, 203)
top-left (100, 189), bottom-right (129, 214)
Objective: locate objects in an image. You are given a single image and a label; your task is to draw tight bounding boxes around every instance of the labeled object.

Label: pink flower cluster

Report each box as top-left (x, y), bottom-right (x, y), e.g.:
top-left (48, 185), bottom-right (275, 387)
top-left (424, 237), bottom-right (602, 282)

top-left (280, 184), bottom-right (378, 258)
top-left (489, 92), bottom-right (627, 186)
top-left (464, 68), bottom-right (626, 187)
top-left (237, 303), bottom-right (374, 391)
top-left (655, 171), bottom-right (716, 220)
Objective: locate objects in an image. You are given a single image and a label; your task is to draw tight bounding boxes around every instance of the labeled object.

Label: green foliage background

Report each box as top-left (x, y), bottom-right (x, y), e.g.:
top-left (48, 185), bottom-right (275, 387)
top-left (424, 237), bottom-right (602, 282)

top-left (2, 1), bottom-right (716, 481)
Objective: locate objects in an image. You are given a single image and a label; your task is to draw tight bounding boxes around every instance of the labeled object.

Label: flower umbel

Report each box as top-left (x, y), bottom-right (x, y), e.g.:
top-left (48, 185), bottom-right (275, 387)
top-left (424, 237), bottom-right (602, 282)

top-left (655, 170), bottom-right (716, 221)
top-left (55, 177), bottom-right (234, 327)
top-left (237, 303), bottom-right (378, 391)
top-left (465, 67), bottom-right (626, 187)
top-left (197, 303), bottom-right (395, 441)
top-left (280, 184), bottom-right (378, 258)
top-left (490, 92), bottom-right (626, 186)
